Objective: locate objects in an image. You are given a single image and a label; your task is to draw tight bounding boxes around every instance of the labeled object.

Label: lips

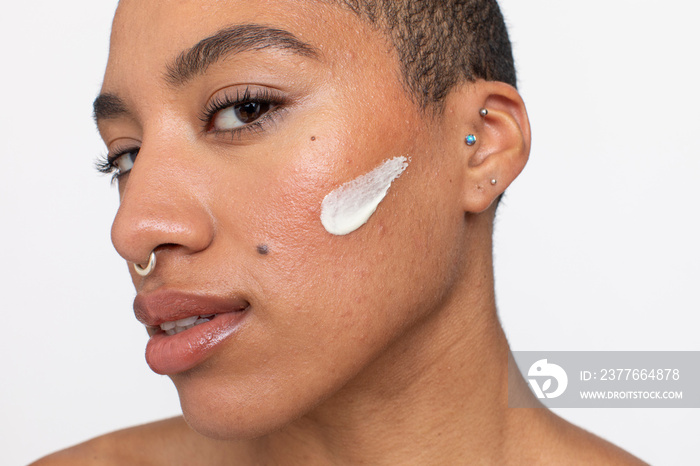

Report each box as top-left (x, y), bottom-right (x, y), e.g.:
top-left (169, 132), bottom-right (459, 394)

top-left (133, 289), bottom-right (249, 375)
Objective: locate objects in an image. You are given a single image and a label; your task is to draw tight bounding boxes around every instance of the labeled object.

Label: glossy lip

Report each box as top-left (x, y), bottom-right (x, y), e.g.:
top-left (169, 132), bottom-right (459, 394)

top-left (134, 289), bottom-right (250, 375)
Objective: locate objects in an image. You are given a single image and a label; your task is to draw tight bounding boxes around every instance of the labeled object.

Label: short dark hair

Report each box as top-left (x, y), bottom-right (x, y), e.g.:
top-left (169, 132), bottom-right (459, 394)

top-left (336, 0), bottom-right (516, 110)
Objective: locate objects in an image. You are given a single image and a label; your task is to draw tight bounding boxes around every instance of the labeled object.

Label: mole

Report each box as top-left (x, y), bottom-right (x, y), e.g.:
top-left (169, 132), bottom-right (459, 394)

top-left (256, 244), bottom-right (270, 255)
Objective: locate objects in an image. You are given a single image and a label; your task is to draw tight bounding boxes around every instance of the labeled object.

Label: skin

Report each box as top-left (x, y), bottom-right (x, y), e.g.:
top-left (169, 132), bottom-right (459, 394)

top-left (34, 0), bottom-right (646, 464)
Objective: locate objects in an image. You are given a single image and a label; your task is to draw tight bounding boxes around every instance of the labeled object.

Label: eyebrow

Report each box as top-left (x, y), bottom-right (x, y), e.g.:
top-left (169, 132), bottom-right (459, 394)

top-left (165, 23), bottom-right (320, 86)
top-left (93, 24), bottom-right (320, 124)
top-left (93, 93), bottom-right (129, 124)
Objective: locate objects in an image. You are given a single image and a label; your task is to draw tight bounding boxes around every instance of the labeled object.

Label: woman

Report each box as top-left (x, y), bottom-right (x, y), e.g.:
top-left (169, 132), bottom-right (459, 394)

top-left (31, 0), bottom-right (649, 464)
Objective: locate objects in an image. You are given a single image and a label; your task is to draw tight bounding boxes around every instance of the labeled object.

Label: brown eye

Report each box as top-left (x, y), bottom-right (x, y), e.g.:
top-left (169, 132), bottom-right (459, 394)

top-left (113, 149), bottom-right (138, 176)
top-left (213, 101), bottom-right (273, 131)
top-left (235, 102), bottom-right (271, 124)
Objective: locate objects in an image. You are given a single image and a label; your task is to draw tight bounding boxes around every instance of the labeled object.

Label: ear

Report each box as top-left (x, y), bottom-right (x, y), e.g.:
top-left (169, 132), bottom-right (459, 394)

top-left (442, 80), bottom-right (531, 213)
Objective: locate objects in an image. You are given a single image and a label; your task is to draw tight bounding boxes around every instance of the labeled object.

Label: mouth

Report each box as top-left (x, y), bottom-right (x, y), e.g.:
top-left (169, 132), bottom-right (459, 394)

top-left (149, 314), bottom-right (217, 336)
top-left (134, 290), bottom-right (251, 375)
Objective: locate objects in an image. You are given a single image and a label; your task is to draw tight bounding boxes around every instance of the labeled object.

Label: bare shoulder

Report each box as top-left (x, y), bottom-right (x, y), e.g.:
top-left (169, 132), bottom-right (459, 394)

top-left (558, 421), bottom-right (649, 465)
top-left (534, 411), bottom-right (649, 465)
top-left (506, 406), bottom-right (649, 465)
top-left (30, 417), bottom-right (223, 466)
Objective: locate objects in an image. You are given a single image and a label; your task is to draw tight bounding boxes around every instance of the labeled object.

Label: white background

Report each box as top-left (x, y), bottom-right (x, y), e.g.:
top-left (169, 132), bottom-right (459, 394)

top-left (1, 1), bottom-right (698, 464)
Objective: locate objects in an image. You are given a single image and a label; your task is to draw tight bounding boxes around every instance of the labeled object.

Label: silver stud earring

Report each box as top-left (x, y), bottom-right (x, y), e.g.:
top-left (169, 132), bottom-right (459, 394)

top-left (490, 179), bottom-right (498, 186)
top-left (134, 251), bottom-right (157, 277)
top-left (479, 108), bottom-right (488, 117)
top-left (465, 134), bottom-right (477, 146)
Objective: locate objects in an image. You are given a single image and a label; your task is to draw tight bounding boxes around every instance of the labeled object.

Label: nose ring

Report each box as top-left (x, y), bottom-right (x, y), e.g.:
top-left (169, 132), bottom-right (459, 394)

top-left (134, 251), bottom-right (157, 277)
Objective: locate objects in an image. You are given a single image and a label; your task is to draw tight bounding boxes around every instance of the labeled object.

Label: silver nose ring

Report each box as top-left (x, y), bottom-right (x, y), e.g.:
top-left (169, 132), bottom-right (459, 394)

top-left (134, 251), bottom-right (156, 277)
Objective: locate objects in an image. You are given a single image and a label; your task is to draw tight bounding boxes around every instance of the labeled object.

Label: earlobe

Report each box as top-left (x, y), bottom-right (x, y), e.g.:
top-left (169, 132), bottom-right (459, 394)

top-left (444, 81), bottom-right (531, 214)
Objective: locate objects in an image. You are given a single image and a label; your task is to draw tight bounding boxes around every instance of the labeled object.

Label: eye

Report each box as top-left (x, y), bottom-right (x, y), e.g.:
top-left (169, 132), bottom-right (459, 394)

top-left (95, 146), bottom-right (140, 182)
top-left (211, 101), bottom-right (274, 131)
top-left (112, 148), bottom-right (139, 177)
top-left (201, 86), bottom-right (286, 136)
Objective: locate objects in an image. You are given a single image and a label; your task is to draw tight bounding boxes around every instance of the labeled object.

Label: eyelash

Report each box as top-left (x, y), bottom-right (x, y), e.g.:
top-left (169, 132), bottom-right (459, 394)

top-left (95, 86), bottom-right (287, 181)
top-left (199, 86), bottom-right (287, 138)
top-left (95, 145), bottom-right (140, 184)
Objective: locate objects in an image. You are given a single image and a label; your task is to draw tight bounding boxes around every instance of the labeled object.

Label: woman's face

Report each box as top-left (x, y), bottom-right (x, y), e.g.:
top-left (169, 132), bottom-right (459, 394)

top-left (100, 0), bottom-right (468, 438)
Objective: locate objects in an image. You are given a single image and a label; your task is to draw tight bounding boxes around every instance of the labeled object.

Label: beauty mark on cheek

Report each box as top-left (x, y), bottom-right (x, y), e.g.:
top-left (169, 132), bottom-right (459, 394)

top-left (320, 156), bottom-right (409, 236)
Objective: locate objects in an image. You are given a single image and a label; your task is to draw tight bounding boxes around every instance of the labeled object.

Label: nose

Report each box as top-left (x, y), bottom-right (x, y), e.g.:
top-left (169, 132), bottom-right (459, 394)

top-left (110, 137), bottom-right (215, 276)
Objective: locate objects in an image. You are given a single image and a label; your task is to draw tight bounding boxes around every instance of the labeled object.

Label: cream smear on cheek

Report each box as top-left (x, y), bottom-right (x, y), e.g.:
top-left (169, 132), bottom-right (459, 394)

top-left (321, 156), bottom-right (409, 236)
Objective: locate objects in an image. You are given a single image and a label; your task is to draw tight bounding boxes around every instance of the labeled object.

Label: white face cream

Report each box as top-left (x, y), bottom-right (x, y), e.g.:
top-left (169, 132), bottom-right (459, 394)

top-left (321, 156), bottom-right (409, 236)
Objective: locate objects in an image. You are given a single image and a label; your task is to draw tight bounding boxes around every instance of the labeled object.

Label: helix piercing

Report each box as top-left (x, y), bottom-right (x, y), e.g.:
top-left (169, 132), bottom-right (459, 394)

top-left (479, 108), bottom-right (488, 117)
top-left (134, 251), bottom-right (156, 277)
top-left (465, 134), bottom-right (477, 146)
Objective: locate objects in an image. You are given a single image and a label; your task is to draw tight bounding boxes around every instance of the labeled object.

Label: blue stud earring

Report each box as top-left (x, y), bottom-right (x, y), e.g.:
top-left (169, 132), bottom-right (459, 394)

top-left (465, 134), bottom-right (477, 146)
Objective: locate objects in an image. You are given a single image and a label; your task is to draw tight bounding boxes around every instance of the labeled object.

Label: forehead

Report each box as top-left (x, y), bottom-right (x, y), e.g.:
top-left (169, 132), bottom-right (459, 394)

top-left (104, 0), bottom-right (391, 91)
top-left (112, 0), bottom-right (330, 48)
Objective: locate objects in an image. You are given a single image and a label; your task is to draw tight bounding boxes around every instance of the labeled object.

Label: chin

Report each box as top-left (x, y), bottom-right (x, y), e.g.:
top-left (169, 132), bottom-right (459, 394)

top-left (177, 389), bottom-right (293, 440)
top-left (171, 369), bottom-right (318, 441)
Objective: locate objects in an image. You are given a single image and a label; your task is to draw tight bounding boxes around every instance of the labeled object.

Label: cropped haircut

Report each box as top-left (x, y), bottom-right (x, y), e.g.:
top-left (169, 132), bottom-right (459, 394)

top-left (335, 0), bottom-right (516, 111)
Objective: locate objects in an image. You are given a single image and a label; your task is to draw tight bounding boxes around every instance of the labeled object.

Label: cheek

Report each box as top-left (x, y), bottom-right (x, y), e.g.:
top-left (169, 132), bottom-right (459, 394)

top-left (243, 143), bottom-right (459, 343)
top-left (223, 123), bottom-right (461, 336)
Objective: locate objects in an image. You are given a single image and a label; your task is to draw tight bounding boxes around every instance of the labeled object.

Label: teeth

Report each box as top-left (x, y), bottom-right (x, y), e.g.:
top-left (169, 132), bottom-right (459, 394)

top-left (175, 316), bottom-right (198, 327)
top-left (161, 321), bottom-right (177, 331)
top-left (159, 314), bottom-right (216, 335)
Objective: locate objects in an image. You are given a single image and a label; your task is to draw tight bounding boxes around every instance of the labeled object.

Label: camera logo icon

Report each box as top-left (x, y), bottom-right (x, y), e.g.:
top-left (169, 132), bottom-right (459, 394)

top-left (528, 359), bottom-right (568, 399)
